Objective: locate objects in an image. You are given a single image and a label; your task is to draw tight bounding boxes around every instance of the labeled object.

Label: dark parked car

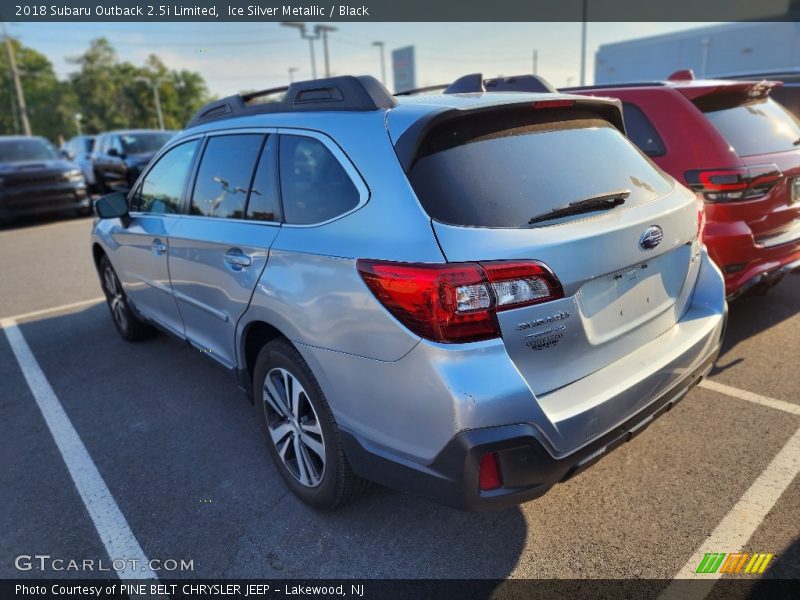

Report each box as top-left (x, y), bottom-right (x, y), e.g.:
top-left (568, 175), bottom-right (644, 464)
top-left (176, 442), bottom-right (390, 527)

top-left (61, 135), bottom-right (97, 191)
top-left (0, 135), bottom-right (89, 224)
top-left (92, 129), bottom-right (174, 193)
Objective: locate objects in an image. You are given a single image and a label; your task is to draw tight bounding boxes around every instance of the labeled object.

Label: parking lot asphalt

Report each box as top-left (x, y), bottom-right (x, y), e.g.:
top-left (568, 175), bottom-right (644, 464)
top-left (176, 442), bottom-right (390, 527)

top-left (1, 215), bottom-right (798, 584)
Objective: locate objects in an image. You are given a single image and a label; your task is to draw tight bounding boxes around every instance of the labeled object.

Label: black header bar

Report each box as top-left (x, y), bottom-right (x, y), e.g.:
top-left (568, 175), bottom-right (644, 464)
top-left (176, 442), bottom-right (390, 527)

top-left (1, 0), bottom-right (799, 22)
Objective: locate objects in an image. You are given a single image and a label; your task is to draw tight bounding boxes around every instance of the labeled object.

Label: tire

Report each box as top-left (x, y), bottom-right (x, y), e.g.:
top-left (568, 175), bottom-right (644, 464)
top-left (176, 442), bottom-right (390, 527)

top-left (99, 255), bottom-right (156, 342)
top-left (254, 339), bottom-right (370, 510)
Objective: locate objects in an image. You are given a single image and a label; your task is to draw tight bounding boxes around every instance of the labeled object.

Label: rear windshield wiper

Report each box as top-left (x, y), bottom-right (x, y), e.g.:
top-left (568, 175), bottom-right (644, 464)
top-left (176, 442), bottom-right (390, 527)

top-left (528, 189), bottom-right (631, 226)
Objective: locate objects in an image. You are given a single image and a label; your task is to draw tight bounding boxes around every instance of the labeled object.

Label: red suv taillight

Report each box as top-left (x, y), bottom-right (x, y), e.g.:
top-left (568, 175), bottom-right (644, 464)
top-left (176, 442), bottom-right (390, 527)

top-left (685, 164), bottom-right (782, 203)
top-left (356, 259), bottom-right (564, 343)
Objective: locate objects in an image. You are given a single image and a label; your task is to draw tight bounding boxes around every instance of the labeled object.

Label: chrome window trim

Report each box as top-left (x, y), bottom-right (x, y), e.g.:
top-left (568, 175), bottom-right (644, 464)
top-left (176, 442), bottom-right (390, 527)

top-left (128, 127), bottom-right (369, 228)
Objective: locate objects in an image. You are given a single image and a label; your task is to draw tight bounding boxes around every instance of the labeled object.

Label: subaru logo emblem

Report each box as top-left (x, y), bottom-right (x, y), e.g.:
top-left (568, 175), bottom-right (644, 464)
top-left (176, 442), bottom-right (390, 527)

top-left (639, 226), bottom-right (663, 251)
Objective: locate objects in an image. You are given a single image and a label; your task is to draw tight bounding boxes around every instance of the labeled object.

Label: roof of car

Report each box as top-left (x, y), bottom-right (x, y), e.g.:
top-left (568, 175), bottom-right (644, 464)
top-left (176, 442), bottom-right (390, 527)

top-left (0, 135), bottom-right (49, 141)
top-left (97, 129), bottom-right (174, 136)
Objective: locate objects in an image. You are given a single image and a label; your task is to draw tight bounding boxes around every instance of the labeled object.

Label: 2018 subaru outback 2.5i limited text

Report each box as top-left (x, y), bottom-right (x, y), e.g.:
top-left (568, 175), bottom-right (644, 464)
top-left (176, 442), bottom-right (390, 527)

top-left (91, 74), bottom-right (726, 510)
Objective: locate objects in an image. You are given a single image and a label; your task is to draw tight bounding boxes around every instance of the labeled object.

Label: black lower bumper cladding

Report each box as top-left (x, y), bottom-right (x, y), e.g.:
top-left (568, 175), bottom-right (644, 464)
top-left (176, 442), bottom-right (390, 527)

top-left (342, 348), bottom-right (720, 511)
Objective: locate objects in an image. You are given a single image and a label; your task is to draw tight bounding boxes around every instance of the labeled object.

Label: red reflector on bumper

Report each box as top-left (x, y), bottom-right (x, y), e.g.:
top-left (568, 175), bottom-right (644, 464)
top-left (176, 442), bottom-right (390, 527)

top-left (479, 452), bottom-right (502, 491)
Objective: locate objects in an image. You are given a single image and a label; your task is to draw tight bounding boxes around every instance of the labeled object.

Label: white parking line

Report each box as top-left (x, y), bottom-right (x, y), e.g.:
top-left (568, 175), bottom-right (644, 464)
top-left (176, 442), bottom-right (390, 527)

top-left (2, 319), bottom-right (156, 580)
top-left (660, 426), bottom-right (800, 598)
top-left (0, 296), bottom-right (105, 326)
top-left (700, 379), bottom-right (800, 416)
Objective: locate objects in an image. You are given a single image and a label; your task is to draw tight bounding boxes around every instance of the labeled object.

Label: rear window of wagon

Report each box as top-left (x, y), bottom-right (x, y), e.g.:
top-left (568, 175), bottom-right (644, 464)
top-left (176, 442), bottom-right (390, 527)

top-left (406, 108), bottom-right (672, 228)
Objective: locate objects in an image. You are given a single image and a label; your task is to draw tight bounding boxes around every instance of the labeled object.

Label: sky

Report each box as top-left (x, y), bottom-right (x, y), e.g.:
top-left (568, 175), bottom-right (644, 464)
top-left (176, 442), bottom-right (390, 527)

top-left (6, 21), bottom-right (720, 96)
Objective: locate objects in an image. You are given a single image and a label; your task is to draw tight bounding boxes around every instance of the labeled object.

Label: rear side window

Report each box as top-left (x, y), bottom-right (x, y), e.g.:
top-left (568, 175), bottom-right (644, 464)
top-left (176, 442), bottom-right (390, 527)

top-left (279, 135), bottom-right (360, 225)
top-left (623, 103), bottom-right (666, 157)
top-left (407, 108), bottom-right (672, 228)
top-left (700, 97), bottom-right (800, 157)
top-left (191, 134), bottom-right (264, 219)
top-left (247, 136), bottom-right (280, 222)
top-left (132, 140), bottom-right (199, 214)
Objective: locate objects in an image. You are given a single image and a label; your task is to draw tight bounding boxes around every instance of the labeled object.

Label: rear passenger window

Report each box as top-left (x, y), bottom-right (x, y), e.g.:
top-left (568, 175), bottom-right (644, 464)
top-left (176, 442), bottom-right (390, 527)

top-left (132, 139), bottom-right (199, 214)
top-left (623, 103), bottom-right (666, 157)
top-left (191, 134), bottom-right (264, 219)
top-left (246, 135), bottom-right (280, 222)
top-left (279, 135), bottom-right (359, 225)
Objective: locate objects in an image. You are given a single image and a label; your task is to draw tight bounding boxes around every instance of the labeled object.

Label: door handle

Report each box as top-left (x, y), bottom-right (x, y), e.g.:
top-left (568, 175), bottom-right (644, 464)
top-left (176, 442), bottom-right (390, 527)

top-left (224, 248), bottom-right (252, 270)
top-left (151, 239), bottom-right (167, 256)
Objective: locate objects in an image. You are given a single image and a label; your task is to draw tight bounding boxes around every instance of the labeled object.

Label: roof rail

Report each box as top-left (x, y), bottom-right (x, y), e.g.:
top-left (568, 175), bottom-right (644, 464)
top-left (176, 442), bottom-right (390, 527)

top-left (484, 74), bottom-right (557, 93)
top-left (394, 84), bottom-right (449, 96)
top-left (186, 75), bottom-right (396, 128)
top-left (443, 73), bottom-right (556, 94)
top-left (444, 73), bottom-right (486, 93)
top-left (394, 74), bottom-right (558, 97)
top-left (560, 81), bottom-right (667, 91)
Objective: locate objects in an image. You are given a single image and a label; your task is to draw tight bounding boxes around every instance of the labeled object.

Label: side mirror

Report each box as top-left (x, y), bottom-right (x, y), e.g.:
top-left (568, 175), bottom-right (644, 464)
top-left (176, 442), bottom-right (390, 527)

top-left (94, 191), bottom-right (130, 226)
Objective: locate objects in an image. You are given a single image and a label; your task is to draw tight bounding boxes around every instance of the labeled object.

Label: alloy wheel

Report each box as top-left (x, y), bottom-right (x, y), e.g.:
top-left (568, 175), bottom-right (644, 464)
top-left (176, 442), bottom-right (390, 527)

top-left (262, 367), bottom-right (326, 487)
top-left (103, 265), bottom-right (128, 332)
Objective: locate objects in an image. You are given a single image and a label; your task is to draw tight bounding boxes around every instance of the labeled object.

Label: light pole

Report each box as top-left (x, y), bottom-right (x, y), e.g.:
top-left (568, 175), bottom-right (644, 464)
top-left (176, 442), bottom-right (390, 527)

top-left (700, 37), bottom-right (711, 78)
top-left (74, 113), bottom-right (82, 136)
top-left (532, 49), bottom-right (538, 75)
top-left (2, 22), bottom-right (31, 136)
top-left (372, 41), bottom-right (386, 84)
top-left (579, 0), bottom-right (588, 86)
top-left (288, 67), bottom-right (298, 83)
top-left (135, 76), bottom-right (167, 131)
top-left (315, 25), bottom-right (337, 77)
top-left (282, 22), bottom-right (318, 79)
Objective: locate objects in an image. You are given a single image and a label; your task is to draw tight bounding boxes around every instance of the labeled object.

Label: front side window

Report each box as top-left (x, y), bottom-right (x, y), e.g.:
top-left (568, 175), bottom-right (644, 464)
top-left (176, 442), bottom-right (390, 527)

top-left (279, 135), bottom-right (360, 225)
top-left (132, 140), bottom-right (199, 214)
top-left (190, 134), bottom-right (264, 220)
top-left (109, 136), bottom-right (123, 156)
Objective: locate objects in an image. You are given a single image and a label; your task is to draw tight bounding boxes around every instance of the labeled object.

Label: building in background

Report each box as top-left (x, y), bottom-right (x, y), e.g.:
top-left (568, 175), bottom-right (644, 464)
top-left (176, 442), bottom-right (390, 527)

top-left (392, 45), bottom-right (416, 93)
top-left (595, 22), bottom-right (800, 84)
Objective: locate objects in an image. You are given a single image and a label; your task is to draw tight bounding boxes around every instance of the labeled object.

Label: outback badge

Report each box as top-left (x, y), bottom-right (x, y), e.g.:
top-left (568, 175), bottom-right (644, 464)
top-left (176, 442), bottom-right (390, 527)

top-left (639, 225), bottom-right (663, 251)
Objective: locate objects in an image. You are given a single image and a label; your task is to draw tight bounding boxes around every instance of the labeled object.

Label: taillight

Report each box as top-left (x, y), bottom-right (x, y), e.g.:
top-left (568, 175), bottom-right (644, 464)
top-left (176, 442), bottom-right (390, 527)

top-left (685, 164), bottom-right (781, 202)
top-left (356, 259), bottom-right (564, 343)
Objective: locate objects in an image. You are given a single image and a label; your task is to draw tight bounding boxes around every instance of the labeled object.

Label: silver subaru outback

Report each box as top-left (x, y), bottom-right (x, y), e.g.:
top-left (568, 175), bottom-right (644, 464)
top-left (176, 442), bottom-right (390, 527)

top-left (91, 74), bottom-right (726, 511)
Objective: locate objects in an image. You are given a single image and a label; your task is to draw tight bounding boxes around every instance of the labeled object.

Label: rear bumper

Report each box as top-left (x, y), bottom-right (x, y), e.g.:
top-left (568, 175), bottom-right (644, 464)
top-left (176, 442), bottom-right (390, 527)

top-left (342, 344), bottom-right (720, 511)
top-left (302, 250), bottom-right (727, 510)
top-left (704, 219), bottom-right (800, 299)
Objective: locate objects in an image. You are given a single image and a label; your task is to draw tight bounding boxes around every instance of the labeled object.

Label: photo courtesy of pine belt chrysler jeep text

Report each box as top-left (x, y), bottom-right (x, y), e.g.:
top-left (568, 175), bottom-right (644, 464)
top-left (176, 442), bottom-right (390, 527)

top-left (91, 74), bottom-right (727, 510)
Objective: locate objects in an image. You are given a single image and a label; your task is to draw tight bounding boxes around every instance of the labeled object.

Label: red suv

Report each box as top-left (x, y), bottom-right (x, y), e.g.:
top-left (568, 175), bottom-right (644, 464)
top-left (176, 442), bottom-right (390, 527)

top-left (566, 70), bottom-right (800, 299)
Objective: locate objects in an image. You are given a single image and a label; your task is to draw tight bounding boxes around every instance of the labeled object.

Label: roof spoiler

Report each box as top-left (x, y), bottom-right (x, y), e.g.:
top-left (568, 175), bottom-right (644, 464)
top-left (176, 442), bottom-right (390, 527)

top-left (393, 94), bottom-right (625, 172)
top-left (186, 75), bottom-right (396, 128)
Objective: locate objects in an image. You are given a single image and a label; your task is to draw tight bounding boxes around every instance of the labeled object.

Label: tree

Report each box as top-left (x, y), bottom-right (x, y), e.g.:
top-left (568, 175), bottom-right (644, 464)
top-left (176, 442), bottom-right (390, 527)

top-left (0, 37), bottom-right (212, 142)
top-left (0, 39), bottom-right (76, 141)
top-left (68, 38), bottom-right (131, 133)
top-left (68, 39), bottom-right (211, 133)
